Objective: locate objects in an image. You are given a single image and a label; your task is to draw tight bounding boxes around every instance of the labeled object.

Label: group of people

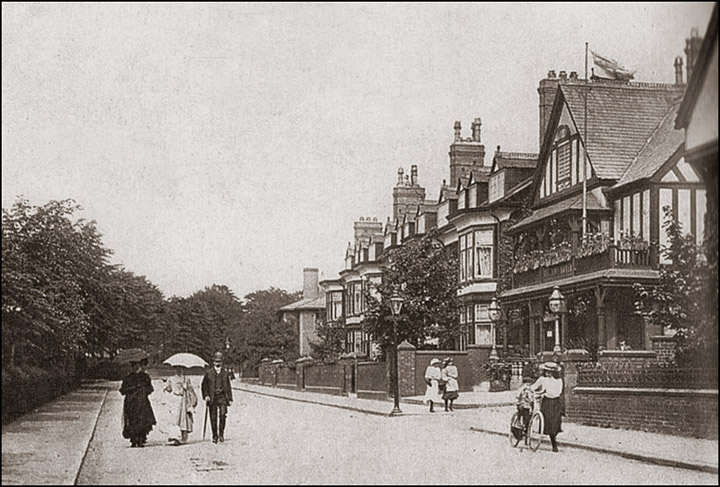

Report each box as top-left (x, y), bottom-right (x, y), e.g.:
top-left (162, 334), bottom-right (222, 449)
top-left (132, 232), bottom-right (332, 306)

top-left (119, 351), bottom-right (234, 448)
top-left (422, 357), bottom-right (460, 413)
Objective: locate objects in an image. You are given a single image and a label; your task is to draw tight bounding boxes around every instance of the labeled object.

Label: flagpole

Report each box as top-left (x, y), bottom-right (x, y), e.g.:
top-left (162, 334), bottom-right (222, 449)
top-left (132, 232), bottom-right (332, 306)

top-left (582, 42), bottom-right (588, 239)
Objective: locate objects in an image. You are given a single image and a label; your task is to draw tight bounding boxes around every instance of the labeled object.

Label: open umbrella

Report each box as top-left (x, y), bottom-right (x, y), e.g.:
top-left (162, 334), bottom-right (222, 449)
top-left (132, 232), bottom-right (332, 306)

top-left (113, 348), bottom-right (149, 364)
top-left (163, 353), bottom-right (208, 368)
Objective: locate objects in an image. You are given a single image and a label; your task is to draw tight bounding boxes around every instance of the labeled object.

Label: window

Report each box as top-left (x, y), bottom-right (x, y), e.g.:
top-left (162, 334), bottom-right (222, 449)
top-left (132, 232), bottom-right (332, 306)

top-left (474, 229), bottom-right (494, 278)
top-left (557, 142), bottom-right (571, 190)
top-left (459, 233), bottom-right (473, 282)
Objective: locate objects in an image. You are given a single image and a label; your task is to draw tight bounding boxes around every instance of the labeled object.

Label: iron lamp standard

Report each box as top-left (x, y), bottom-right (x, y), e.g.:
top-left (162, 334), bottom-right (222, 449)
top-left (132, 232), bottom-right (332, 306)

top-left (389, 293), bottom-right (404, 416)
top-left (488, 297), bottom-right (501, 360)
top-left (548, 286), bottom-right (565, 353)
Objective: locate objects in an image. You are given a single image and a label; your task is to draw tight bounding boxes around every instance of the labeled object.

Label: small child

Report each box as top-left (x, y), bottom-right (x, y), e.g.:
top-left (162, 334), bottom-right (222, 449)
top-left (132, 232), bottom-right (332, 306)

top-left (516, 376), bottom-right (534, 430)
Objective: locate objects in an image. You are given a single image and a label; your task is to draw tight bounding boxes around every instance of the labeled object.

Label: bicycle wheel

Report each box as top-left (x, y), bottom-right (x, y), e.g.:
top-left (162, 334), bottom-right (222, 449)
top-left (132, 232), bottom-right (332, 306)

top-left (509, 412), bottom-right (521, 448)
top-left (528, 412), bottom-right (544, 452)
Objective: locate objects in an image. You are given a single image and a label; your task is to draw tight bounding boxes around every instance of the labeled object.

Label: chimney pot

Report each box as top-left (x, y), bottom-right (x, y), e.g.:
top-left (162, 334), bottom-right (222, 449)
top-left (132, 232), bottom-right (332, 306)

top-left (674, 56), bottom-right (684, 85)
top-left (496, 145), bottom-right (501, 152)
top-left (397, 167), bottom-right (404, 185)
top-left (547, 70), bottom-right (557, 78)
top-left (559, 70), bottom-right (567, 80)
top-left (471, 118), bottom-right (482, 142)
top-left (411, 165), bottom-right (418, 186)
top-left (569, 71), bottom-right (578, 81)
top-left (454, 121), bottom-right (462, 142)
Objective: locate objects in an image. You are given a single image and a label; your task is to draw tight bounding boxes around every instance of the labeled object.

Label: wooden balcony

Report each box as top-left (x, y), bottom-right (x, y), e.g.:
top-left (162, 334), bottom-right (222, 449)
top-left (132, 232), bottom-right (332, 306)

top-left (512, 245), bottom-right (657, 289)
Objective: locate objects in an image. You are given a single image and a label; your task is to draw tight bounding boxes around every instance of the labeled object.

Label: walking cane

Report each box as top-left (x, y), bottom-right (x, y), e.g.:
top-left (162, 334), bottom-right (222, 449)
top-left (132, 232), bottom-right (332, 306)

top-left (203, 400), bottom-right (209, 440)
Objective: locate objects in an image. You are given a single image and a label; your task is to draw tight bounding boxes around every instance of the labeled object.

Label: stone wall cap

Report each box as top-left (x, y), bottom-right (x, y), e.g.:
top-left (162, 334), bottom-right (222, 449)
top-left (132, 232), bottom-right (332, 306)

top-left (651, 335), bottom-right (678, 342)
top-left (271, 359), bottom-right (285, 364)
top-left (397, 341), bottom-right (417, 351)
top-left (599, 350), bottom-right (657, 358)
top-left (295, 356), bottom-right (314, 364)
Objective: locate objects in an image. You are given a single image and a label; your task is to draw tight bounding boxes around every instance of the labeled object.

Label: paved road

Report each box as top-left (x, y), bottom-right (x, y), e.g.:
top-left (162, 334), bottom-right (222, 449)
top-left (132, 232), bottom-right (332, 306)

top-left (77, 379), bottom-right (718, 484)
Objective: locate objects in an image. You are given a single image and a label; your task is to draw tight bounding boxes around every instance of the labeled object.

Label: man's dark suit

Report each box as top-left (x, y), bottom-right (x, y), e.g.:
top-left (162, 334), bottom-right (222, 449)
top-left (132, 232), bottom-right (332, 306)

top-left (201, 367), bottom-right (233, 441)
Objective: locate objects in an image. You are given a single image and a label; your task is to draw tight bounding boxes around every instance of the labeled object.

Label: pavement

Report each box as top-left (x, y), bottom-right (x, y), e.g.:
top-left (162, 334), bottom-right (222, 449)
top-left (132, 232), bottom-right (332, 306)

top-left (1, 380), bottom-right (108, 485)
top-left (0, 378), bottom-right (717, 485)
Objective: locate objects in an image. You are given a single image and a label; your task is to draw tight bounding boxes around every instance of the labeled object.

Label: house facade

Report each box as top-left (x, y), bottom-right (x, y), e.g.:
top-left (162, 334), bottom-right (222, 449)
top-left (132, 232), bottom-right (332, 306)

top-left (500, 59), bottom-right (707, 355)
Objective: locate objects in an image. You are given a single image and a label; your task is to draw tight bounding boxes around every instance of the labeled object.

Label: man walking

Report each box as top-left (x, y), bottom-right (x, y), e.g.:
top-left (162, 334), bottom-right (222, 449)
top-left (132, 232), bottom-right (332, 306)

top-left (202, 351), bottom-right (233, 443)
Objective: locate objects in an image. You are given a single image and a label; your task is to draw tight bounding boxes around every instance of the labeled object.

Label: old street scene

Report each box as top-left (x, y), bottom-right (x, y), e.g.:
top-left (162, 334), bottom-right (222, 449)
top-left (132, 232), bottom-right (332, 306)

top-left (2, 3), bottom-right (718, 486)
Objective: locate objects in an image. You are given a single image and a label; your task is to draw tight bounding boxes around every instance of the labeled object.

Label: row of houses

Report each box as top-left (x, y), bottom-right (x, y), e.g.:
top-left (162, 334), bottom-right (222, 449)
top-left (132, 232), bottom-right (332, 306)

top-left (281, 15), bottom-right (718, 366)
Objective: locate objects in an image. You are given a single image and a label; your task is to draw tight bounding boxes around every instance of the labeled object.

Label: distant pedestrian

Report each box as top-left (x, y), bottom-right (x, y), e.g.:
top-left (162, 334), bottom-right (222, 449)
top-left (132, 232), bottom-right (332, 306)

top-left (164, 365), bottom-right (198, 446)
top-left (202, 352), bottom-right (233, 443)
top-left (531, 362), bottom-right (564, 452)
top-left (119, 358), bottom-right (156, 448)
top-left (441, 357), bottom-right (459, 411)
top-left (423, 358), bottom-right (443, 413)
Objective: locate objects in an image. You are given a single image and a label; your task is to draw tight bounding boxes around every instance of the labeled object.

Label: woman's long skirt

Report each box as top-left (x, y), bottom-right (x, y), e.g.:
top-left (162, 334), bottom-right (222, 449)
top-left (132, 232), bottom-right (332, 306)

top-left (540, 396), bottom-right (562, 436)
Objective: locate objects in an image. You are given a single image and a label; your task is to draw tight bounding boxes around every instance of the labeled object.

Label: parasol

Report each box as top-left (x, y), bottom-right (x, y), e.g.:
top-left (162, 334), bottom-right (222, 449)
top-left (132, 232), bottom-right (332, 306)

top-left (163, 352), bottom-right (208, 368)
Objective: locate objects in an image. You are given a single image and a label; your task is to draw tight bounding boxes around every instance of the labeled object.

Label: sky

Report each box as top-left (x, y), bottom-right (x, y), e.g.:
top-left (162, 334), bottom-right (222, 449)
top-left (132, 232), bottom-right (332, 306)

top-left (2, 2), bottom-right (715, 299)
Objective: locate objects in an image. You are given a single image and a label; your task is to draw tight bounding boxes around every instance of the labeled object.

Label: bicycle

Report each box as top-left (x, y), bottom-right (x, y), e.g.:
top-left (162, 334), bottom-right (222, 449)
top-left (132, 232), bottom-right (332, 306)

top-left (509, 393), bottom-right (544, 452)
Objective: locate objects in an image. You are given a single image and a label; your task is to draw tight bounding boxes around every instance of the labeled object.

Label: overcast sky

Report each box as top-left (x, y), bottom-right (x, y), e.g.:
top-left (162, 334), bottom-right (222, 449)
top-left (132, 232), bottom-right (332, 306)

top-left (2, 2), bottom-right (715, 299)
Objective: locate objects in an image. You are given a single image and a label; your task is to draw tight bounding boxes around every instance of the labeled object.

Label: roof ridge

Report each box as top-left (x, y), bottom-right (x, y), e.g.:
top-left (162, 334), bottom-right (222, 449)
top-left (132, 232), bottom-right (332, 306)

top-left (618, 102), bottom-right (679, 183)
top-left (497, 151), bottom-right (538, 158)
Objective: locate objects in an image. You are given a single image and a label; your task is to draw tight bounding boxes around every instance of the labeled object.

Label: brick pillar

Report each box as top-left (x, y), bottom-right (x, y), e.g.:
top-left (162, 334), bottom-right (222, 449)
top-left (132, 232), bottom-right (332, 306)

top-left (557, 349), bottom-right (591, 420)
top-left (296, 357), bottom-right (312, 389)
top-left (259, 358), bottom-right (271, 385)
top-left (651, 335), bottom-right (677, 364)
top-left (467, 345), bottom-right (492, 387)
top-left (270, 359), bottom-right (283, 388)
top-left (397, 341), bottom-right (416, 397)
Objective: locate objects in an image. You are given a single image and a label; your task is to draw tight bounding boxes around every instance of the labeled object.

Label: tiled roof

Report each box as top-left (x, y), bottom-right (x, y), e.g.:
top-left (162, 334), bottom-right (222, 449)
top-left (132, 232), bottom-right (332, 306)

top-left (508, 191), bottom-right (610, 233)
top-left (561, 81), bottom-right (684, 180)
top-left (493, 151), bottom-right (538, 170)
top-left (279, 295), bottom-right (326, 311)
top-left (614, 101), bottom-right (684, 190)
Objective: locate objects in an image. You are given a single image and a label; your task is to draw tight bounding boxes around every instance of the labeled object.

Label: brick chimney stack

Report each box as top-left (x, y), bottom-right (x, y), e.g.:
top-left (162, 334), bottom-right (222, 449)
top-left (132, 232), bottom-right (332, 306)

top-left (454, 121), bottom-right (462, 142)
top-left (538, 70), bottom-right (560, 148)
top-left (302, 268), bottom-right (319, 300)
top-left (684, 27), bottom-right (703, 82)
top-left (674, 56), bottom-right (684, 85)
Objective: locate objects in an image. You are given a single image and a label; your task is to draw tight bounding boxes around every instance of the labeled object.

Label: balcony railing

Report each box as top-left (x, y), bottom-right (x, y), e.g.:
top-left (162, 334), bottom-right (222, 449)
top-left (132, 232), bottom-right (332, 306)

top-left (512, 245), bottom-right (657, 289)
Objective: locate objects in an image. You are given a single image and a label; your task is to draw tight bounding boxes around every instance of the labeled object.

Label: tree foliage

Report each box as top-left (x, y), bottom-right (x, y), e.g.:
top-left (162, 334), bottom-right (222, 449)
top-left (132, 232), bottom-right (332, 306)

top-left (634, 206), bottom-right (717, 368)
top-left (2, 197), bottom-right (303, 378)
top-left (310, 316), bottom-right (346, 362)
top-left (363, 229), bottom-right (461, 351)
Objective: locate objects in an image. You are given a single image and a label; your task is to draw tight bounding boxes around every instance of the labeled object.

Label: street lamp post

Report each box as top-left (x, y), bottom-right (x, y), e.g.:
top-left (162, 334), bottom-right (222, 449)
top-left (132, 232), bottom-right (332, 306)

top-left (389, 292), bottom-right (404, 416)
top-left (488, 297), bottom-right (501, 360)
top-left (548, 286), bottom-right (565, 353)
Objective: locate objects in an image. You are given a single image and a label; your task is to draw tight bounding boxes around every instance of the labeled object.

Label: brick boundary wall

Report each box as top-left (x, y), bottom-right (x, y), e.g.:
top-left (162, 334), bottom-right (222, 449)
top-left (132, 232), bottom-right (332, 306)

top-left (567, 387), bottom-right (718, 439)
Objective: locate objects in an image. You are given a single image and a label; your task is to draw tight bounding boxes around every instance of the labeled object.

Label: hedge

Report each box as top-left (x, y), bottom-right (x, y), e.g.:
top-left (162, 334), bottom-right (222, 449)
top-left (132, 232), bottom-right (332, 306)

top-left (2, 365), bottom-right (81, 424)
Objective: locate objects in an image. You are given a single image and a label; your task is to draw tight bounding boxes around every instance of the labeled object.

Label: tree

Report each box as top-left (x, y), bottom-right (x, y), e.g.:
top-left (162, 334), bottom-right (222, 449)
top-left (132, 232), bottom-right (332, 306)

top-left (310, 316), bottom-right (346, 362)
top-left (2, 198), bottom-right (113, 369)
top-left (634, 207), bottom-right (717, 368)
top-left (363, 229), bottom-right (461, 352)
top-left (228, 288), bottom-right (301, 375)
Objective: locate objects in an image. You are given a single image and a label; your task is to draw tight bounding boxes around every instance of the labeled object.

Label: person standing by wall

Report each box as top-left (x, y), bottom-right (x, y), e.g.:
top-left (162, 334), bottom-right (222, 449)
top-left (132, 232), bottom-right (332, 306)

top-left (423, 358), bottom-right (443, 413)
top-left (202, 352), bottom-right (233, 443)
top-left (441, 357), bottom-right (460, 411)
top-left (119, 358), bottom-right (156, 448)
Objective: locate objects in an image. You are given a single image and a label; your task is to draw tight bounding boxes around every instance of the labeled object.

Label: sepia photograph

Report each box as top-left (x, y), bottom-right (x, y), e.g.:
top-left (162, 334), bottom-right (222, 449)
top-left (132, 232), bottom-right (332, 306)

top-left (2, 2), bottom-right (718, 485)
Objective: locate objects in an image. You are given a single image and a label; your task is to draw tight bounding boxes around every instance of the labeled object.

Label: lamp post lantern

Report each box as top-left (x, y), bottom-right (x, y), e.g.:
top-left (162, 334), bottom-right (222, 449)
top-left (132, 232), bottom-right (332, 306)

top-left (389, 292), bottom-right (404, 416)
top-left (548, 286), bottom-right (565, 353)
top-left (488, 297), bottom-right (501, 360)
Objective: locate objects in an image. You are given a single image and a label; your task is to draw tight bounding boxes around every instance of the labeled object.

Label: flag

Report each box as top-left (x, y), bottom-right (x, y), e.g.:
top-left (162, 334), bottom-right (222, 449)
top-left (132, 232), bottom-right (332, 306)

top-left (591, 50), bottom-right (635, 80)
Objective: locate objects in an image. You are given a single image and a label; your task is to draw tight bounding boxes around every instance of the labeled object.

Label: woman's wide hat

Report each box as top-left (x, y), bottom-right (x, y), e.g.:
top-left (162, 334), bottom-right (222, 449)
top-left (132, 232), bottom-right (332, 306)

top-left (430, 358), bottom-right (441, 366)
top-left (540, 361), bottom-right (560, 372)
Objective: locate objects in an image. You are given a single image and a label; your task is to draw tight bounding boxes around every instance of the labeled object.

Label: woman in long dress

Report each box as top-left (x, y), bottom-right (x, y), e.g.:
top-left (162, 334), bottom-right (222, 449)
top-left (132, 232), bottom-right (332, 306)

top-left (163, 366), bottom-right (197, 445)
top-left (119, 358), bottom-right (156, 448)
top-left (531, 361), bottom-right (564, 452)
top-left (441, 357), bottom-right (460, 411)
top-left (423, 358), bottom-right (443, 413)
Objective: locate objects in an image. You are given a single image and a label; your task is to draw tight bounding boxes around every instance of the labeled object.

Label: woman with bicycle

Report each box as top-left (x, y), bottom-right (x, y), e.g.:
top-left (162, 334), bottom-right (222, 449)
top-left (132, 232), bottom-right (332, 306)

top-left (531, 361), bottom-right (563, 452)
